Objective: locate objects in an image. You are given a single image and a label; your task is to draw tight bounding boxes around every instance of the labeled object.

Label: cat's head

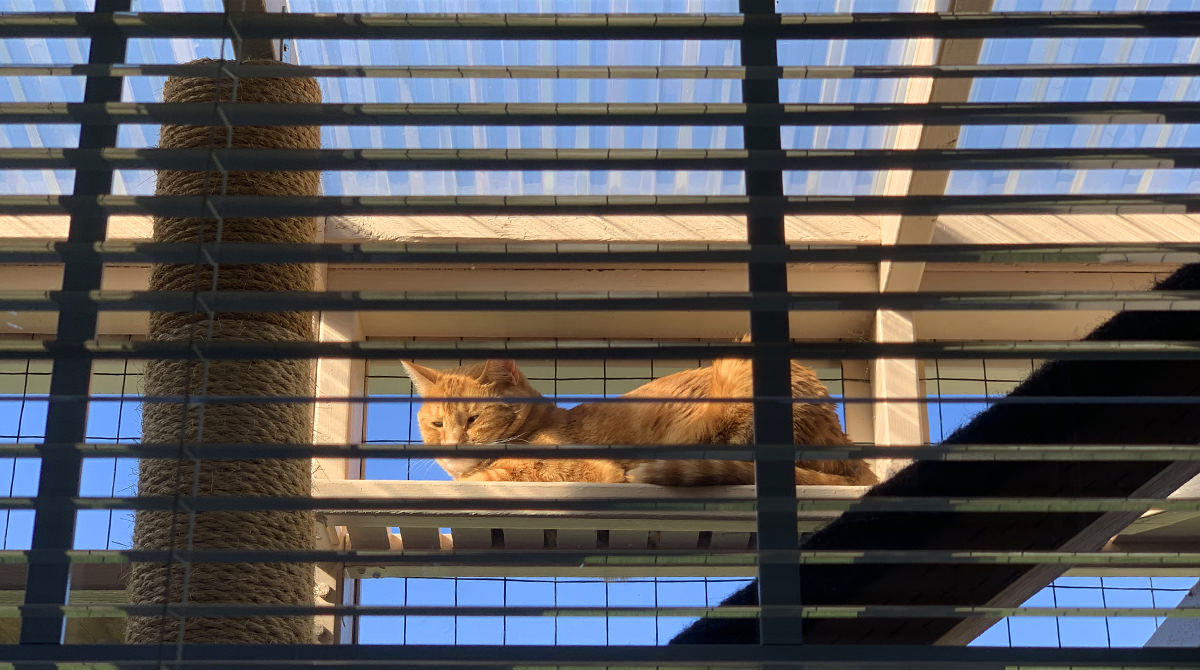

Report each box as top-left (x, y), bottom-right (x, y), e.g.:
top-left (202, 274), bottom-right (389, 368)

top-left (401, 359), bottom-right (543, 477)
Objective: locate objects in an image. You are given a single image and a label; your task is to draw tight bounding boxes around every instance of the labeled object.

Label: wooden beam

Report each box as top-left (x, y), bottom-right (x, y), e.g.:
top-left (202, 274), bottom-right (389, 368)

top-left (220, 0), bottom-right (281, 61)
top-left (870, 310), bottom-right (924, 479)
top-left (322, 510), bottom-right (839, 534)
top-left (314, 480), bottom-right (865, 503)
top-left (870, 0), bottom-right (991, 464)
top-left (839, 360), bottom-right (874, 446)
top-left (879, 0), bottom-right (993, 295)
top-left (0, 214), bottom-right (150, 240)
top-left (342, 563), bottom-right (759, 580)
top-left (312, 310), bottom-right (365, 474)
top-left (397, 527), bottom-right (443, 551)
top-left (937, 461), bottom-right (1200, 645)
top-left (0, 564), bottom-right (127, 643)
top-left (310, 225), bottom-right (366, 642)
top-left (5, 213), bottom-right (1200, 246)
top-left (0, 262), bottom-right (1173, 342)
top-left (1092, 473), bottom-right (1200, 563)
top-left (876, 0), bottom-right (938, 295)
top-left (314, 481), bottom-right (863, 535)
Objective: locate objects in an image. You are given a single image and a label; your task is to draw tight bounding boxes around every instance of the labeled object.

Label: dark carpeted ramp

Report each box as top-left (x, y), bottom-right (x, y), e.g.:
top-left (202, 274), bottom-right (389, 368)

top-left (672, 262), bottom-right (1200, 645)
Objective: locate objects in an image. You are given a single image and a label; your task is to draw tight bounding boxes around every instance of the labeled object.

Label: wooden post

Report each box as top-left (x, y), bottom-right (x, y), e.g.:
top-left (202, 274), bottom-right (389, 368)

top-left (839, 360), bottom-right (874, 447)
top-left (871, 311), bottom-right (924, 465)
top-left (311, 285), bottom-right (368, 642)
top-left (872, 0), bottom-right (991, 464)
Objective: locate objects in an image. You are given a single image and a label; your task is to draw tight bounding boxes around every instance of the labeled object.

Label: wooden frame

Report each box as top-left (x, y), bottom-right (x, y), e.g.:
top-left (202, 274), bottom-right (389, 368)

top-left (0, 215), bottom-right (1196, 644)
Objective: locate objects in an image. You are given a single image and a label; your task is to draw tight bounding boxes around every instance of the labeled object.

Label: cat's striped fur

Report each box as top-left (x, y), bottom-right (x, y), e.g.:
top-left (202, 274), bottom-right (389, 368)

top-left (402, 355), bottom-right (876, 487)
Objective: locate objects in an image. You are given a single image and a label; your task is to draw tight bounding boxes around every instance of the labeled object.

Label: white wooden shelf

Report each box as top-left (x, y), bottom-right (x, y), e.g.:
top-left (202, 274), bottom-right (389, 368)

top-left (314, 480), bottom-right (868, 578)
top-left (309, 479), bottom-right (1200, 579)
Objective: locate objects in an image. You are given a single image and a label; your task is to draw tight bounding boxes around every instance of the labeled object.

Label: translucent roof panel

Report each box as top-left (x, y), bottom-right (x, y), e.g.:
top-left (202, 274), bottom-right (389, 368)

top-left (2, 0), bottom-right (1198, 201)
top-left (287, 0), bottom-right (741, 13)
top-left (0, 0), bottom-right (90, 196)
top-left (947, 34), bottom-right (1200, 196)
top-left (777, 0), bottom-right (942, 10)
top-left (994, 0), bottom-right (1196, 10)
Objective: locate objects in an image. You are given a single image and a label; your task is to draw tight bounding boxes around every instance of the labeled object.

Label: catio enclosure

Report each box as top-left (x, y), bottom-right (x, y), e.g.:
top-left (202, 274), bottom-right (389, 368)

top-left (2, 0), bottom-right (1200, 666)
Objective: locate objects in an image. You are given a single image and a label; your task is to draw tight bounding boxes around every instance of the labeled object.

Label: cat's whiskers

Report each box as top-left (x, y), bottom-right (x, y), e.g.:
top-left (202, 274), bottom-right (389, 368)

top-left (487, 434), bottom-right (531, 445)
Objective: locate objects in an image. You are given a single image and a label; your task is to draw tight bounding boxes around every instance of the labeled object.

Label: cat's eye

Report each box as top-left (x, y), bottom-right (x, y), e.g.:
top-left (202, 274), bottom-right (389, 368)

top-left (431, 421), bottom-right (443, 428)
top-left (467, 414), bottom-right (479, 425)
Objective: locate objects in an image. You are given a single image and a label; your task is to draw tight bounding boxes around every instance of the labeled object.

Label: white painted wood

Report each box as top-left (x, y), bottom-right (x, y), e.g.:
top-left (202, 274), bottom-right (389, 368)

top-left (871, 310), bottom-right (924, 483)
top-left (314, 480), bottom-right (867, 502)
top-left (656, 531), bottom-right (701, 550)
top-left (312, 312), bottom-right (365, 475)
top-left (310, 235), bottom-right (365, 645)
top-left (840, 360), bottom-right (874, 447)
top-left (930, 214), bottom-right (1200, 246)
top-left (322, 510), bottom-right (838, 533)
top-left (398, 527), bottom-right (441, 551)
top-left (328, 266), bottom-right (872, 293)
top-left (315, 482), bottom-right (857, 551)
top-left (2, 556), bottom-right (1196, 588)
top-left (330, 214), bottom-right (876, 245)
top-left (355, 308), bottom-right (864, 341)
top-left (608, 530), bottom-right (650, 550)
top-left (501, 528), bottom-right (546, 549)
top-left (877, 0), bottom-right (990, 295)
top-left (870, 0), bottom-right (989, 486)
top-left (348, 564), bottom-right (759, 580)
top-left (450, 527), bottom-right (493, 550)
top-left (346, 525), bottom-right (391, 551)
top-left (554, 529), bottom-right (597, 549)
top-left (0, 214), bottom-right (150, 240)
top-left (710, 532), bottom-right (751, 551)
top-left (1109, 474), bottom-right (1200, 538)
top-left (875, 0), bottom-right (939, 296)
top-left (5, 213), bottom-right (1200, 247)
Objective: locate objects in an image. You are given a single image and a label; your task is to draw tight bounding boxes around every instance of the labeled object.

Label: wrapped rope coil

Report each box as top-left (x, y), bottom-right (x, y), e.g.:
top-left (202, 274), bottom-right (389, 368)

top-left (127, 59), bottom-right (322, 645)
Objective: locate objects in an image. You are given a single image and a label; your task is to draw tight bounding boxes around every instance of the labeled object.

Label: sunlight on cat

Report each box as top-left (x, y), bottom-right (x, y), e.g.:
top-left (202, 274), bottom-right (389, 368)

top-left (402, 357), bottom-right (876, 487)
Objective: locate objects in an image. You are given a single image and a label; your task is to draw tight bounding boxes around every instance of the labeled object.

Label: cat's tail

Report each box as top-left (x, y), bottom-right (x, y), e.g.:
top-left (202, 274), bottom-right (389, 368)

top-left (627, 459), bottom-right (756, 486)
top-left (627, 460), bottom-right (867, 486)
top-left (625, 341), bottom-right (755, 486)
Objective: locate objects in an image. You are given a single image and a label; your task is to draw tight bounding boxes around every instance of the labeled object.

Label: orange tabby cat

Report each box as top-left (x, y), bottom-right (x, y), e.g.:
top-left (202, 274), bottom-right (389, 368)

top-left (402, 356), bottom-right (876, 487)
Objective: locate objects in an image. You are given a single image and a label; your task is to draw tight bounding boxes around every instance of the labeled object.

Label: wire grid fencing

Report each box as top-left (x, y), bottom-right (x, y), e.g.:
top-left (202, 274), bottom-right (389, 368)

top-left (2, 0), bottom-right (1200, 666)
top-left (920, 357), bottom-right (1199, 648)
top-left (0, 353), bottom-right (144, 543)
top-left (0, 354), bottom-right (1194, 647)
top-left (924, 358), bottom-right (1037, 444)
top-left (355, 355), bottom-right (843, 645)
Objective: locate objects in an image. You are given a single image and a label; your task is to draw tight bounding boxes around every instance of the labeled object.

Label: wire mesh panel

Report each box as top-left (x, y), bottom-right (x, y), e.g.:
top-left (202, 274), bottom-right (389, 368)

top-left (1, 0), bottom-right (1200, 666)
top-left (350, 355), bottom-right (848, 644)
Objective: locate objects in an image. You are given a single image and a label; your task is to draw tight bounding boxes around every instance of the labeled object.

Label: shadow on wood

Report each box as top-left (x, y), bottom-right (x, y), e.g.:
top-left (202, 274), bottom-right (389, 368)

top-left (672, 262), bottom-right (1200, 645)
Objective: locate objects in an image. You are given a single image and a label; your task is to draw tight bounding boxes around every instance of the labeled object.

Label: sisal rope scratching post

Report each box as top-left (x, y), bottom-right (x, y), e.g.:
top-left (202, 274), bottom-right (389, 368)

top-left (126, 59), bottom-right (321, 645)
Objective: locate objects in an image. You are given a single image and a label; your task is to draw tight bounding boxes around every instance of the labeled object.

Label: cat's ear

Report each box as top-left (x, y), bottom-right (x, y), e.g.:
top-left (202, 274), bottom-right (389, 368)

top-left (402, 361), bottom-right (442, 396)
top-left (478, 359), bottom-right (525, 388)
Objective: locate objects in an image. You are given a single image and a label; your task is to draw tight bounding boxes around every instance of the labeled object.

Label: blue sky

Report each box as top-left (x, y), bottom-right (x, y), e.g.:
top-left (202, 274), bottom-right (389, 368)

top-left (2, 0), bottom-right (1198, 648)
